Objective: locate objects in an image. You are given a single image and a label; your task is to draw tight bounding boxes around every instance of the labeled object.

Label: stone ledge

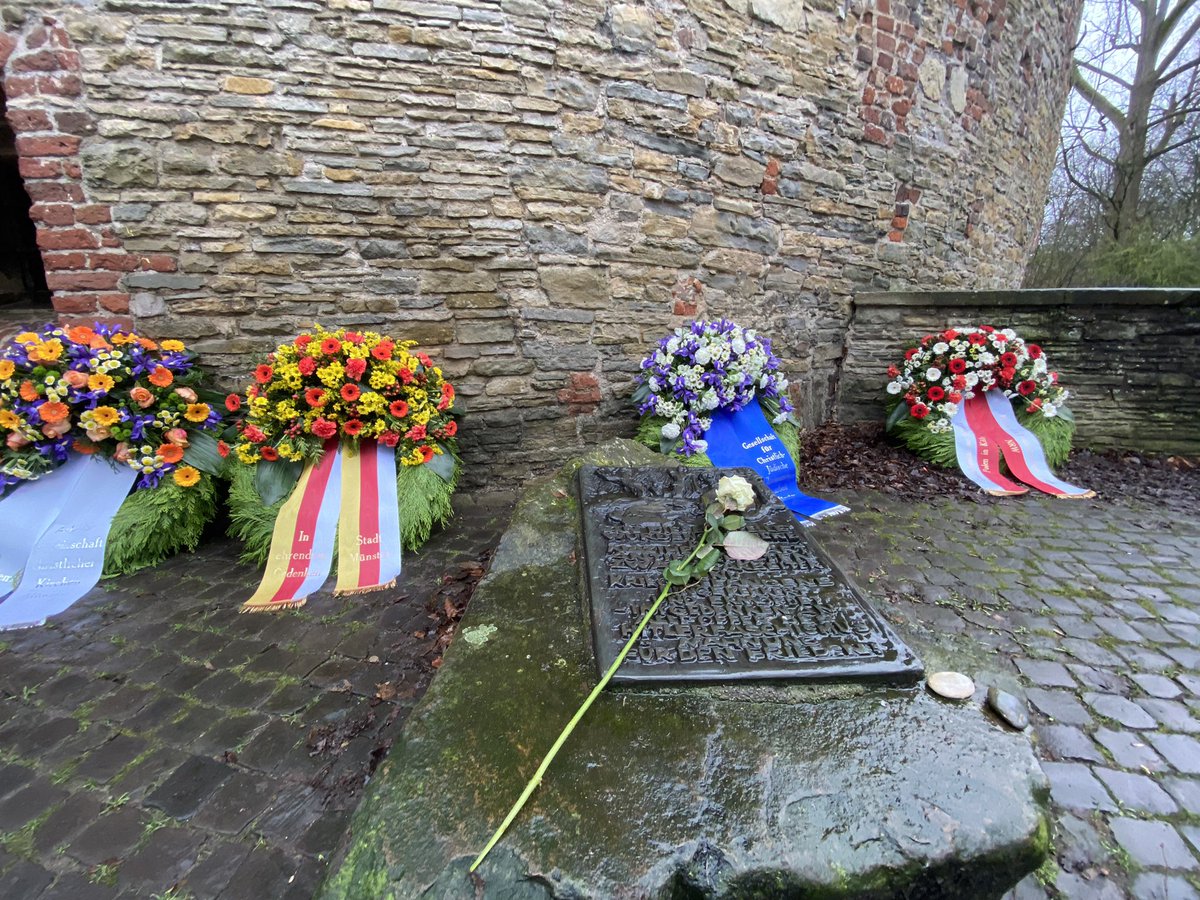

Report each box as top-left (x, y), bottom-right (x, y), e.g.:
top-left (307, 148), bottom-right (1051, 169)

top-left (322, 440), bottom-right (1050, 899)
top-left (855, 288), bottom-right (1200, 310)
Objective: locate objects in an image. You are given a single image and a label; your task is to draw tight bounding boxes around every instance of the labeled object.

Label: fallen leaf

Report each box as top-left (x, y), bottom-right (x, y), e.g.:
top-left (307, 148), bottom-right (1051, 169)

top-left (375, 682), bottom-right (397, 701)
top-left (431, 657), bottom-right (443, 669)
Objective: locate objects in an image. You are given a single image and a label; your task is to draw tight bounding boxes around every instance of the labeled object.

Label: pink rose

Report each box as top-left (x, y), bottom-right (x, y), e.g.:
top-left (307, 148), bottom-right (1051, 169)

top-left (6, 432), bottom-right (30, 450)
top-left (114, 442), bottom-right (132, 462)
top-left (165, 428), bottom-right (189, 446)
top-left (41, 420), bottom-right (71, 438)
top-left (63, 370), bottom-right (89, 389)
top-left (174, 386), bottom-right (198, 403)
top-left (130, 386), bottom-right (155, 408)
top-left (85, 426), bottom-right (111, 442)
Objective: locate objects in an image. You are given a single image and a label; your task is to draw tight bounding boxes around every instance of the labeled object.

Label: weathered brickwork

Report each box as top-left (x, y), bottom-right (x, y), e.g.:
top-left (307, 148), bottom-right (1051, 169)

top-left (837, 289), bottom-right (1200, 454)
top-left (1, 0), bottom-right (1082, 482)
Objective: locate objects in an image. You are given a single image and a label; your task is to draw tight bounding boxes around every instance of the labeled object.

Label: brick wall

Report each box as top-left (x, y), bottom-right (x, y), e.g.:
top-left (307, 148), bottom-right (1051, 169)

top-left (837, 289), bottom-right (1200, 454)
top-left (2, 1), bottom-right (1083, 483)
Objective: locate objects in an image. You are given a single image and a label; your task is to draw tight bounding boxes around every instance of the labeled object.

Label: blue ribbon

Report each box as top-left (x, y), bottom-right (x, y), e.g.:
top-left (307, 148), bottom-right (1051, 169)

top-left (0, 455), bottom-right (91, 600)
top-left (704, 401), bottom-right (848, 523)
top-left (0, 455), bottom-right (136, 631)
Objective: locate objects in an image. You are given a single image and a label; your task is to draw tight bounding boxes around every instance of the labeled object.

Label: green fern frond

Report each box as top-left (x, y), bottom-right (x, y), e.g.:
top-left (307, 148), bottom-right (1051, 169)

top-left (103, 475), bottom-right (218, 577)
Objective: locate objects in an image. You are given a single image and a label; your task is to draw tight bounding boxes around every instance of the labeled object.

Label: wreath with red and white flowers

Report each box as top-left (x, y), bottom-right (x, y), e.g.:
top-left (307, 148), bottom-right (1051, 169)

top-left (884, 325), bottom-right (1077, 467)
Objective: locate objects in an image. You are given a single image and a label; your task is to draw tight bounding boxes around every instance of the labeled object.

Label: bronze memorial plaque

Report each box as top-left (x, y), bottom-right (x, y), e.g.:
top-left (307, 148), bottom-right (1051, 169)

top-left (578, 465), bottom-right (923, 685)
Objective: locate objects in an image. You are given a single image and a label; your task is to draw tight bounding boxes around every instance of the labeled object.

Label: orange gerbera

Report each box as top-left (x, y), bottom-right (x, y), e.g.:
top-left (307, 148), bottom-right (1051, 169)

top-left (340, 383), bottom-right (361, 403)
top-left (157, 443), bottom-right (184, 464)
top-left (184, 403), bottom-right (211, 423)
top-left (38, 401), bottom-right (69, 424)
top-left (172, 465), bottom-right (200, 488)
top-left (91, 406), bottom-right (120, 427)
top-left (66, 325), bottom-right (97, 345)
top-left (87, 373), bottom-right (115, 393)
top-left (138, 337), bottom-right (158, 351)
top-left (72, 440), bottom-right (98, 455)
top-left (0, 360), bottom-right (13, 380)
top-left (18, 381), bottom-right (39, 402)
top-left (148, 366), bottom-right (173, 387)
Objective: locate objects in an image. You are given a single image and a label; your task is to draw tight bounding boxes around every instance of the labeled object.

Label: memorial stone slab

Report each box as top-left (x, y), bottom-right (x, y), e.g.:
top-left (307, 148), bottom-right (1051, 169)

top-left (578, 465), bottom-right (922, 684)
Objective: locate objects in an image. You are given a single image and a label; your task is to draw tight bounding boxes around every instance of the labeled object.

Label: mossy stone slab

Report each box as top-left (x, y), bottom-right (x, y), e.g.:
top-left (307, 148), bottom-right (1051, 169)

top-left (322, 440), bottom-right (1049, 900)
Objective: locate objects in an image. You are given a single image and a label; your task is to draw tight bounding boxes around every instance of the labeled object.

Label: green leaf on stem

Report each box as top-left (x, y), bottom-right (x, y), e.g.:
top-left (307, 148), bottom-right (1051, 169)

top-left (695, 551), bottom-right (721, 574)
top-left (663, 560), bottom-right (693, 585)
top-left (720, 514), bottom-right (745, 531)
top-left (722, 530), bottom-right (769, 561)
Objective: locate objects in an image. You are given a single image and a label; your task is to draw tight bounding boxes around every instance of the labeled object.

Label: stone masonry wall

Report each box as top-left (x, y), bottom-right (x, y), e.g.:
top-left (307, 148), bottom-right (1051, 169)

top-left (1, 0), bottom-right (1082, 484)
top-left (837, 289), bottom-right (1200, 454)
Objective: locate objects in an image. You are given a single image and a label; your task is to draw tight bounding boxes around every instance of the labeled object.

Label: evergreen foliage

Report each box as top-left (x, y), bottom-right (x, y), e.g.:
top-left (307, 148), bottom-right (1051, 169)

top-left (103, 475), bottom-right (218, 577)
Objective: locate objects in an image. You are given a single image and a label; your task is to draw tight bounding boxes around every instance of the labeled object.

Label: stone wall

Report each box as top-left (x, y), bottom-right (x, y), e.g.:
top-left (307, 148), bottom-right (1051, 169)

top-left (837, 289), bottom-right (1200, 454)
top-left (1, 0), bottom-right (1082, 484)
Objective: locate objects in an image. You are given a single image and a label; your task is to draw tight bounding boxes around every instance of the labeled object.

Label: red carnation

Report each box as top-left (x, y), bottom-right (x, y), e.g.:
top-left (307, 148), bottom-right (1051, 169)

top-left (904, 348), bottom-right (919, 361)
top-left (344, 332), bottom-right (364, 345)
top-left (419, 445), bottom-right (435, 463)
top-left (217, 440), bottom-right (230, 458)
top-left (943, 329), bottom-right (959, 341)
top-left (418, 352), bottom-right (433, 367)
top-left (320, 337), bottom-right (342, 355)
top-left (968, 334), bottom-right (986, 346)
top-left (1050, 372), bottom-right (1058, 383)
top-left (295, 334), bottom-right (312, 349)
top-left (993, 333), bottom-right (1008, 343)
top-left (260, 446), bottom-right (279, 461)
top-left (305, 387), bottom-right (327, 407)
top-left (1027, 344), bottom-right (1043, 359)
top-left (1027, 399), bottom-right (1043, 413)
top-left (254, 364), bottom-right (274, 384)
top-left (399, 368), bottom-right (414, 384)
top-left (340, 383), bottom-right (361, 403)
top-left (927, 386), bottom-right (945, 401)
top-left (244, 425), bottom-right (266, 444)
top-left (1017, 380), bottom-right (1037, 396)
top-left (406, 423), bottom-right (427, 441)
top-left (345, 358), bottom-right (367, 381)
top-left (948, 358), bottom-right (967, 374)
top-left (389, 400), bottom-right (409, 418)
top-left (1000, 352), bottom-right (1018, 367)
top-left (371, 341), bottom-right (394, 361)
top-left (298, 356), bottom-right (317, 376)
top-left (343, 418), bottom-right (363, 436)
top-left (979, 325), bottom-right (995, 333)
top-left (910, 402), bottom-right (930, 419)
top-left (442, 419), bottom-right (458, 437)
top-left (225, 393), bottom-right (242, 412)
top-left (887, 365), bottom-right (899, 378)
top-left (312, 418), bottom-right (337, 439)
top-left (952, 374), bottom-right (967, 389)
top-left (948, 391), bottom-right (962, 403)
top-left (379, 431), bottom-right (400, 447)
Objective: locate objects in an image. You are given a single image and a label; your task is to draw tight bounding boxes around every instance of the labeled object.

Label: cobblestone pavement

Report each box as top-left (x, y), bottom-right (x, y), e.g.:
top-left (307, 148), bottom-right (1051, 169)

top-left (816, 489), bottom-right (1200, 900)
top-left (0, 493), bottom-right (515, 899)
top-left (2, 478), bottom-right (1198, 899)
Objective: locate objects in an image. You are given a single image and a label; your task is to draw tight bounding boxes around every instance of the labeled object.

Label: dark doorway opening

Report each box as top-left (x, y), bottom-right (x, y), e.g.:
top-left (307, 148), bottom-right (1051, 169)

top-left (0, 88), bottom-right (51, 309)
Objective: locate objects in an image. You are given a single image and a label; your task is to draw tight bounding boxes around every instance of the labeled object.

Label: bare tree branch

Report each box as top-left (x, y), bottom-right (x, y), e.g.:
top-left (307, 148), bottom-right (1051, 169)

top-left (1072, 67), bottom-right (1129, 127)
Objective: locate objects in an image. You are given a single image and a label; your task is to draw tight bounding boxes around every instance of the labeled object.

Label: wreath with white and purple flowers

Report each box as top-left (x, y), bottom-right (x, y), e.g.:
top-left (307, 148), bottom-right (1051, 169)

top-left (632, 319), bottom-right (800, 465)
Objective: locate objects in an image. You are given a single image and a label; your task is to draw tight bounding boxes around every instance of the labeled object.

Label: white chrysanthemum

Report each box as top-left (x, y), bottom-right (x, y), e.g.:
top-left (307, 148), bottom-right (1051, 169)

top-left (978, 352), bottom-right (995, 365)
top-left (925, 367), bottom-right (942, 381)
top-left (694, 346), bottom-right (712, 365)
top-left (1043, 405), bottom-right (1058, 418)
top-left (661, 422), bottom-right (680, 440)
top-left (1033, 358), bottom-right (1047, 374)
top-left (933, 342), bottom-right (949, 354)
top-left (731, 338), bottom-right (746, 355)
top-left (886, 381), bottom-right (902, 395)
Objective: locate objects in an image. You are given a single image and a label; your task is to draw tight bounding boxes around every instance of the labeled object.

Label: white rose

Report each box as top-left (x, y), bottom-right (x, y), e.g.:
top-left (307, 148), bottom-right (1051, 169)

top-left (661, 422), bottom-right (680, 440)
top-left (716, 474), bottom-right (756, 512)
top-left (694, 347), bottom-right (712, 365)
top-left (731, 339), bottom-right (746, 355)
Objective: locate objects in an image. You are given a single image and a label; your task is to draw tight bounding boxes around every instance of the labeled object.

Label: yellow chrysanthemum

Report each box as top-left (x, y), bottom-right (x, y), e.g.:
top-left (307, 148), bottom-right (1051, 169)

top-left (160, 340), bottom-right (186, 352)
top-left (87, 373), bottom-right (115, 393)
top-left (237, 444), bottom-right (260, 465)
top-left (317, 362), bottom-right (345, 388)
top-left (92, 406), bottom-right (120, 427)
top-left (368, 370), bottom-right (396, 390)
top-left (184, 403), bottom-right (211, 423)
top-left (0, 360), bottom-right (14, 380)
top-left (172, 465), bottom-right (201, 487)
